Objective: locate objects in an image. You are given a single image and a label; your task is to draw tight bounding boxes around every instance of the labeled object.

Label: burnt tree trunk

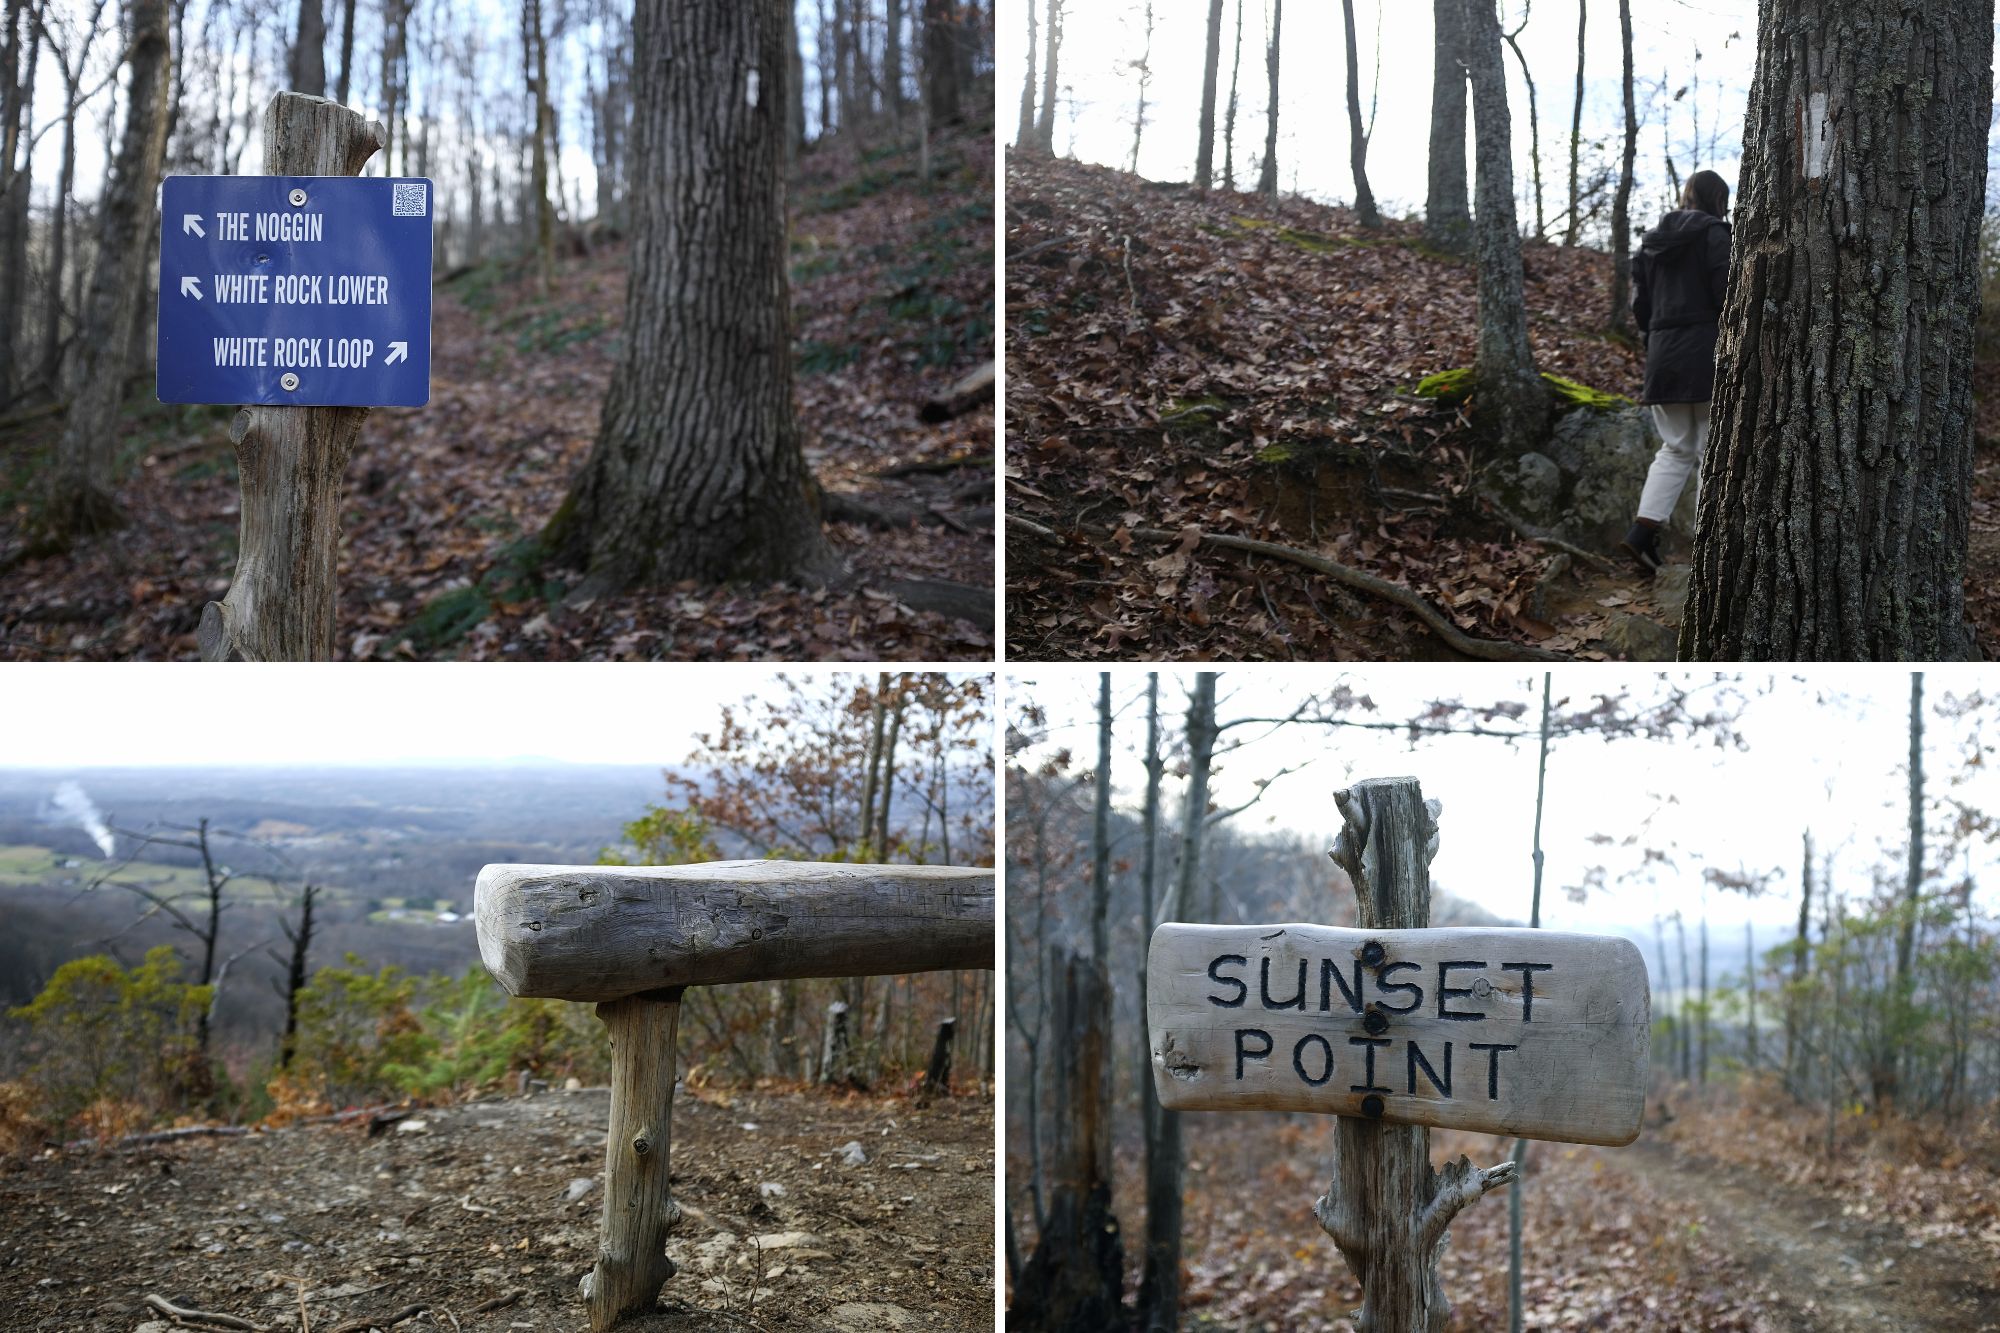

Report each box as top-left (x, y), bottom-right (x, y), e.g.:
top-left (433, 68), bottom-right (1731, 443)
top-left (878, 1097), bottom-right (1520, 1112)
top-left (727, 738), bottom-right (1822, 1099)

top-left (1194, 0), bottom-right (1223, 190)
top-left (39, 0), bottom-right (170, 547)
top-left (1341, 0), bottom-right (1378, 226)
top-left (1317, 778), bottom-right (1516, 1332)
top-left (1256, 0), bottom-right (1281, 197)
top-left (1011, 948), bottom-right (1123, 1332)
top-left (1425, 0), bottom-right (1469, 252)
top-left (1680, 5), bottom-right (1991, 660)
top-left (545, 0), bottom-right (833, 592)
top-left (278, 883), bottom-right (319, 1069)
top-left (1462, 0), bottom-right (1547, 453)
top-left (1606, 0), bottom-right (1635, 333)
top-left (921, 1015), bottom-right (955, 1097)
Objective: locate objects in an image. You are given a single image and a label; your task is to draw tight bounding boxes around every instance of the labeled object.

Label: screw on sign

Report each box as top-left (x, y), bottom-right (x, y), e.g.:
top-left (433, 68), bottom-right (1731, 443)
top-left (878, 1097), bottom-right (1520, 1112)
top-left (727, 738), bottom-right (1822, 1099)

top-left (473, 859), bottom-right (996, 1332)
top-left (1145, 777), bottom-right (1651, 1332)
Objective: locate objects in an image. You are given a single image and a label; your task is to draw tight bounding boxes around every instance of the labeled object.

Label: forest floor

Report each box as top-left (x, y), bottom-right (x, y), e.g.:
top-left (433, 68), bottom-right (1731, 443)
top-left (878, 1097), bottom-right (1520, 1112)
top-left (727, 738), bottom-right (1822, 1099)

top-left (1008, 1080), bottom-right (2000, 1329)
top-left (1005, 151), bottom-right (2000, 661)
top-left (1, 1083), bottom-right (995, 1333)
top-left (0, 120), bottom-right (994, 661)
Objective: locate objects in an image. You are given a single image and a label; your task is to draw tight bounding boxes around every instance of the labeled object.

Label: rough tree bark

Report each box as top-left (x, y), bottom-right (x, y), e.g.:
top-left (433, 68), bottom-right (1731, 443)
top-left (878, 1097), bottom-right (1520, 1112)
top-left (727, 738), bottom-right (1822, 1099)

top-left (1342, 0), bottom-right (1378, 226)
top-left (289, 0), bottom-right (326, 95)
top-left (277, 883), bottom-right (319, 1070)
top-left (197, 95), bottom-right (385, 661)
top-left (334, 0), bottom-right (356, 104)
top-left (1256, 0), bottom-right (1281, 197)
top-left (37, 0), bottom-right (170, 547)
top-left (1010, 948), bottom-right (1123, 1332)
top-left (581, 991), bottom-right (683, 1331)
top-left (1317, 777), bottom-right (1517, 1333)
top-left (1462, 0), bottom-right (1548, 453)
top-left (1194, 0), bottom-right (1223, 190)
top-left (1680, 6), bottom-right (1991, 660)
top-left (925, 0), bottom-right (959, 124)
top-left (544, 0), bottom-right (834, 593)
top-left (1425, 0), bottom-right (1470, 252)
top-left (0, 0), bottom-right (30, 404)
top-left (1606, 0), bottom-right (1635, 334)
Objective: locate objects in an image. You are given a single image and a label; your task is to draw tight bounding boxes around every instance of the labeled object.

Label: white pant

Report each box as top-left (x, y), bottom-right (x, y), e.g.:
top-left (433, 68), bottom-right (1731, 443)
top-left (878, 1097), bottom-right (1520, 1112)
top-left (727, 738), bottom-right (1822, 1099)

top-left (1638, 402), bottom-right (1711, 523)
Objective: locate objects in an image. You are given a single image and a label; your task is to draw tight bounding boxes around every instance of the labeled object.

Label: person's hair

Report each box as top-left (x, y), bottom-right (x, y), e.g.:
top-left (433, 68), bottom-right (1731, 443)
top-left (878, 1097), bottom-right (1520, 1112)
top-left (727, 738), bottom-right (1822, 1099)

top-left (1682, 170), bottom-right (1729, 219)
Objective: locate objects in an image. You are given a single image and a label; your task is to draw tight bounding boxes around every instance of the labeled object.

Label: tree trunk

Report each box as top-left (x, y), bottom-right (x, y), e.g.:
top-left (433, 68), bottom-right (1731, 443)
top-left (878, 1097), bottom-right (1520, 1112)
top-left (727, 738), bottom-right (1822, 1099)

top-left (0, 0), bottom-right (28, 406)
top-left (1033, 0), bottom-right (1059, 154)
top-left (1674, 913), bottom-right (1691, 1079)
top-left (1090, 672), bottom-right (1111, 965)
top-left (544, 0), bottom-right (834, 593)
top-left (525, 0), bottom-right (554, 294)
top-left (1341, 0), bottom-right (1378, 226)
top-left (197, 95), bottom-right (385, 662)
top-left (1194, 0), bottom-right (1223, 190)
top-left (1562, 0), bottom-right (1585, 245)
top-left (1221, 0), bottom-right (1242, 191)
top-left (1501, 19), bottom-right (1543, 240)
top-left (584, 991), bottom-right (683, 1331)
top-left (1256, 0), bottom-right (1280, 197)
top-left (41, 71), bottom-right (78, 390)
top-left (1128, 1), bottom-right (1153, 174)
top-left (1680, 6), bottom-right (1989, 660)
top-left (1424, 0), bottom-right (1469, 252)
top-left (1317, 778), bottom-right (1516, 1333)
top-left (278, 883), bottom-right (318, 1069)
top-left (924, 0), bottom-right (958, 125)
top-left (1745, 920), bottom-right (1758, 1067)
top-left (885, 0), bottom-right (903, 120)
top-left (290, 0), bottom-right (326, 95)
top-left (1880, 671), bottom-right (1925, 1107)
top-left (38, 0), bottom-right (171, 548)
top-left (1138, 671), bottom-right (1212, 1332)
top-left (1016, 0), bottom-right (1036, 146)
top-left (1698, 912), bottom-right (1709, 1086)
top-left (1784, 830), bottom-right (1813, 1096)
top-left (1606, 0), bottom-right (1635, 334)
top-left (1010, 947), bottom-right (1123, 1332)
top-left (921, 1015), bottom-right (954, 1097)
top-left (1461, 0), bottom-right (1548, 453)
top-left (334, 0), bottom-right (356, 104)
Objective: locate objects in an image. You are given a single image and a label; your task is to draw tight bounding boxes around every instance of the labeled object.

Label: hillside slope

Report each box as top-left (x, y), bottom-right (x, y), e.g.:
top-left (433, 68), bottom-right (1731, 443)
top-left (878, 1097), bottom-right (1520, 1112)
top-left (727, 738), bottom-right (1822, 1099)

top-left (1005, 152), bottom-right (2000, 661)
top-left (2, 1085), bottom-right (994, 1331)
top-left (0, 124), bottom-right (994, 661)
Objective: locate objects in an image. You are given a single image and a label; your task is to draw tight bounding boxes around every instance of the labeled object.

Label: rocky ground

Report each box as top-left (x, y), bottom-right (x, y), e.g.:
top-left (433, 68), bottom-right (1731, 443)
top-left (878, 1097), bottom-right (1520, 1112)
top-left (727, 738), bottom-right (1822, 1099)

top-left (1, 1085), bottom-right (995, 1333)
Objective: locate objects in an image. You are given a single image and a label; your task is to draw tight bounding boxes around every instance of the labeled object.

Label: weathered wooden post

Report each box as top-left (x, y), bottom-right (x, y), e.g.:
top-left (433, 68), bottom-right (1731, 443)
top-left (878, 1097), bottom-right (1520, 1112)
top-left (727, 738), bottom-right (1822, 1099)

top-left (475, 859), bottom-right (994, 1331)
top-left (156, 91), bottom-right (433, 660)
top-left (1147, 777), bottom-right (1649, 1331)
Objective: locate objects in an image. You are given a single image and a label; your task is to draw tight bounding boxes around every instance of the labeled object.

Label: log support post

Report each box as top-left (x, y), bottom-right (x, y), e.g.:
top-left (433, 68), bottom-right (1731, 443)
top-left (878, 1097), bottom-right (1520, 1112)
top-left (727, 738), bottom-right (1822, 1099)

top-left (199, 92), bottom-right (386, 661)
top-left (1317, 778), bottom-right (1517, 1333)
top-left (582, 987), bottom-right (685, 1331)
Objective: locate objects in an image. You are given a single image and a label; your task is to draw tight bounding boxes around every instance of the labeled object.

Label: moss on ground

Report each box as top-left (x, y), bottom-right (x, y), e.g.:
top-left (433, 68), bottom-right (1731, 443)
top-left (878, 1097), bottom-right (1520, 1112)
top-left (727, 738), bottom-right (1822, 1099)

top-left (1410, 365), bottom-right (1630, 412)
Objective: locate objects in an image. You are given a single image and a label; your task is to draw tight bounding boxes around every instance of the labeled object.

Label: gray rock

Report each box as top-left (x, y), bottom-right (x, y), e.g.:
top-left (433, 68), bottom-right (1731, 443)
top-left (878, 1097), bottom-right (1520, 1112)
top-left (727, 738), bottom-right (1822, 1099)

top-left (563, 1177), bottom-right (595, 1203)
top-left (831, 1303), bottom-right (918, 1330)
top-left (837, 1140), bottom-right (867, 1167)
top-left (1542, 406), bottom-right (1699, 547)
top-left (1602, 611), bottom-right (1679, 662)
top-left (1488, 450), bottom-right (1564, 525)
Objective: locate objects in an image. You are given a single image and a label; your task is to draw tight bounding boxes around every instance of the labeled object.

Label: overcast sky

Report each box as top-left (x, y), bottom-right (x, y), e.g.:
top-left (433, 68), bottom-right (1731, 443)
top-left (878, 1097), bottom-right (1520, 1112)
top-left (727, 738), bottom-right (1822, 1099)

top-left (1001, 0), bottom-right (1783, 227)
top-left (1009, 668), bottom-right (2000, 941)
top-left (0, 666), bottom-right (954, 768)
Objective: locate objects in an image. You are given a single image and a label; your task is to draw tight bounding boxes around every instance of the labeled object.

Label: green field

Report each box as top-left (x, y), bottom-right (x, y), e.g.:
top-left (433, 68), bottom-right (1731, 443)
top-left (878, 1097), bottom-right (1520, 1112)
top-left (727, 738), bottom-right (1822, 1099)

top-left (0, 843), bottom-right (284, 899)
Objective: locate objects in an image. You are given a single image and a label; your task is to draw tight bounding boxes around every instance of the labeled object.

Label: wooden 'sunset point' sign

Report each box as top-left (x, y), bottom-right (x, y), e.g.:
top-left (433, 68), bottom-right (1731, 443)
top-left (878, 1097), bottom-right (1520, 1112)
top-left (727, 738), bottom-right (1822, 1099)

top-left (1147, 922), bottom-right (1649, 1146)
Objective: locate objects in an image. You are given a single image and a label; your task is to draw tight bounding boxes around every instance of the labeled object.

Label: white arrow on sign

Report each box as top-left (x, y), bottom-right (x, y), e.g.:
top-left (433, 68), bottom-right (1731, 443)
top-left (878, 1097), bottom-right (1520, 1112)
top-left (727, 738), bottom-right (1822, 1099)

top-left (385, 341), bottom-right (409, 366)
top-left (182, 213), bottom-right (204, 237)
top-left (179, 275), bottom-right (202, 300)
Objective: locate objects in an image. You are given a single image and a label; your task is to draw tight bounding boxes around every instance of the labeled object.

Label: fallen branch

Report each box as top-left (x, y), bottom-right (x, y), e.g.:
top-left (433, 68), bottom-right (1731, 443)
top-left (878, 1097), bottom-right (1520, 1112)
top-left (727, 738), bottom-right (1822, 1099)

top-left (65, 1123), bottom-right (250, 1151)
top-left (142, 1294), bottom-right (269, 1332)
top-left (1480, 495), bottom-right (1619, 574)
top-left (874, 451), bottom-right (993, 479)
top-left (1129, 527), bottom-right (1570, 662)
top-left (1005, 236), bottom-right (1068, 263)
top-left (875, 577), bottom-right (995, 630)
top-left (468, 1289), bottom-right (525, 1316)
top-left (918, 361), bottom-right (995, 422)
top-left (327, 1305), bottom-right (427, 1333)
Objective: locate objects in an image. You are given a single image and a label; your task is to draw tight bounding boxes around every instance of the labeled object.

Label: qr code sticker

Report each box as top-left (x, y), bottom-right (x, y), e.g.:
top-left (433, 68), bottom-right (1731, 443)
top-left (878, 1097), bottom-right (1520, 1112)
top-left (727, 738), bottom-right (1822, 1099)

top-left (391, 182), bottom-right (427, 217)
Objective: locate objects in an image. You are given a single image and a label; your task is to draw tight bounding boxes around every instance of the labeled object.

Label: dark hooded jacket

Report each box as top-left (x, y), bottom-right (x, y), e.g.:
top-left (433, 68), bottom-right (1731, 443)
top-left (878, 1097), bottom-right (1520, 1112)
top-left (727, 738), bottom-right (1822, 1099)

top-left (1633, 208), bottom-right (1731, 404)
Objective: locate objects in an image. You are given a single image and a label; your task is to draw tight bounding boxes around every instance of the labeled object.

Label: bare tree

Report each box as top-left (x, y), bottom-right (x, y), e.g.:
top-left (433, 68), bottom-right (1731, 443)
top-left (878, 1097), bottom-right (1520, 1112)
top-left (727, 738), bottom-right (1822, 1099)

top-left (1220, 0), bottom-right (1242, 191)
top-left (1606, 0), bottom-right (1635, 333)
top-left (1256, 0), bottom-right (1281, 196)
top-left (1562, 0), bottom-right (1585, 244)
top-left (1341, 0), bottom-right (1378, 226)
top-left (1128, 1), bottom-right (1154, 173)
top-left (289, 0), bottom-right (326, 95)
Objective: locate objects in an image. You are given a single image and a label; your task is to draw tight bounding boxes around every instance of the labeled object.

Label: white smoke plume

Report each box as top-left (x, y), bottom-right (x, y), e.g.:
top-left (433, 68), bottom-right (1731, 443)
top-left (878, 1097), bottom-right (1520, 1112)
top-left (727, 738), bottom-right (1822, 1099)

top-left (52, 781), bottom-right (115, 858)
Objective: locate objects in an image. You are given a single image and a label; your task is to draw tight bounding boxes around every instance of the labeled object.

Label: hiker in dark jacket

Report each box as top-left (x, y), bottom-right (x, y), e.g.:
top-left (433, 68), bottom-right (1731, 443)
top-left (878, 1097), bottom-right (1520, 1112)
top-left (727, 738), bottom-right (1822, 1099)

top-left (1621, 170), bottom-right (1732, 572)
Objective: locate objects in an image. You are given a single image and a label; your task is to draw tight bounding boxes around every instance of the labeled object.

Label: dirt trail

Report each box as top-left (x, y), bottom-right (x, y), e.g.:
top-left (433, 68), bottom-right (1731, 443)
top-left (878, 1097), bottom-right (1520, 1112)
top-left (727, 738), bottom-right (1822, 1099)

top-left (1594, 1136), bottom-right (2000, 1332)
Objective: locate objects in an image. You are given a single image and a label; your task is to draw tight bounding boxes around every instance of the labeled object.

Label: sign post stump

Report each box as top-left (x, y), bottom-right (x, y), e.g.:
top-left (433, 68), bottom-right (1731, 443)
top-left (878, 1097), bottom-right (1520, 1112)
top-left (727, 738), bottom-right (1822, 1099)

top-left (475, 859), bottom-right (995, 1331)
top-left (1147, 776), bottom-right (1649, 1332)
top-left (196, 92), bottom-right (385, 661)
top-left (1318, 778), bottom-right (1516, 1332)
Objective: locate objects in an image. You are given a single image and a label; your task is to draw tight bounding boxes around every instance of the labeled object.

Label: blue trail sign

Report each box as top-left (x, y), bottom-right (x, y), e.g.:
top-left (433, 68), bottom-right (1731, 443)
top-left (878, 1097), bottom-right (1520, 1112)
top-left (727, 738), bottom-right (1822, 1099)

top-left (156, 175), bottom-right (434, 408)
